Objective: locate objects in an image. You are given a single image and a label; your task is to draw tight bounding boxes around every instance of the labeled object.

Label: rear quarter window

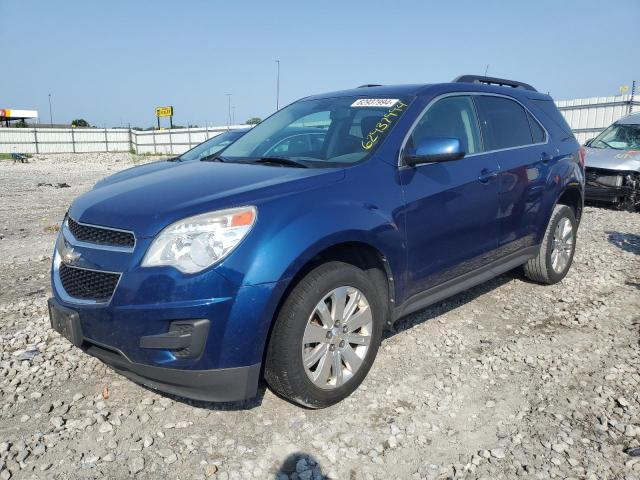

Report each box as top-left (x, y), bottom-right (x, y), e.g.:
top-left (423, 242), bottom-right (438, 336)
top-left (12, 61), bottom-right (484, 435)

top-left (527, 111), bottom-right (546, 143)
top-left (530, 99), bottom-right (575, 139)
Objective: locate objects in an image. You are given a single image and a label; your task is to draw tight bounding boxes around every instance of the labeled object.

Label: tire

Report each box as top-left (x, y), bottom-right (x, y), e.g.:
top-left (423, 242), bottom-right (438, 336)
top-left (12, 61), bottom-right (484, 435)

top-left (264, 261), bottom-right (383, 408)
top-left (524, 204), bottom-right (577, 284)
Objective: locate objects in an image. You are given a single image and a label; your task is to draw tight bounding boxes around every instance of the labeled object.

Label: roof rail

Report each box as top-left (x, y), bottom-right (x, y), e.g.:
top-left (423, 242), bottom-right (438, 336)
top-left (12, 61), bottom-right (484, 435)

top-left (357, 84), bottom-right (382, 88)
top-left (453, 75), bottom-right (537, 92)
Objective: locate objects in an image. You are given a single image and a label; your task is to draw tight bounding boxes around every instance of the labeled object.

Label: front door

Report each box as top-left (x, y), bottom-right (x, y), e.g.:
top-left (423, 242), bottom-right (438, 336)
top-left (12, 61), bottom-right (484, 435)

top-left (399, 95), bottom-right (501, 300)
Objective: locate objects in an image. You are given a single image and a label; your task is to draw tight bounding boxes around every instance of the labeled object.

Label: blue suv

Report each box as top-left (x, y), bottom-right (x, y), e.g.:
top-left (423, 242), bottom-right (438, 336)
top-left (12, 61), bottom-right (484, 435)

top-left (49, 75), bottom-right (584, 408)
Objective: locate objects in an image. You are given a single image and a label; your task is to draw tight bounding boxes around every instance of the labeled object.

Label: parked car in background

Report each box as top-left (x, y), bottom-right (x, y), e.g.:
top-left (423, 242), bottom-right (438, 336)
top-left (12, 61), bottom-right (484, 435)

top-left (93, 129), bottom-right (249, 189)
top-left (49, 76), bottom-right (584, 408)
top-left (177, 128), bottom-right (249, 161)
top-left (584, 112), bottom-right (640, 211)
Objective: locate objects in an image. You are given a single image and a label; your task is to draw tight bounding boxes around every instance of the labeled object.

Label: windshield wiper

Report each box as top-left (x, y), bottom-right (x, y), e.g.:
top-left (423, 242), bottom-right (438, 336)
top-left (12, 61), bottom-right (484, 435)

top-left (200, 154), bottom-right (227, 162)
top-left (254, 156), bottom-right (308, 168)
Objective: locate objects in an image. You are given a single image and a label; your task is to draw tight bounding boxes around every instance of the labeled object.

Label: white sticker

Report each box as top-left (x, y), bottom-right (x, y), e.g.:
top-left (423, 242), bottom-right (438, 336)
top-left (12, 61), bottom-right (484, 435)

top-left (351, 98), bottom-right (399, 108)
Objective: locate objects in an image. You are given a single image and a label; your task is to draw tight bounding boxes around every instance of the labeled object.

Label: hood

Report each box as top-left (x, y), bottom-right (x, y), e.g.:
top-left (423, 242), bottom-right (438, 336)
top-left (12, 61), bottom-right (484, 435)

top-left (585, 147), bottom-right (640, 172)
top-left (93, 160), bottom-right (180, 188)
top-left (70, 161), bottom-right (345, 238)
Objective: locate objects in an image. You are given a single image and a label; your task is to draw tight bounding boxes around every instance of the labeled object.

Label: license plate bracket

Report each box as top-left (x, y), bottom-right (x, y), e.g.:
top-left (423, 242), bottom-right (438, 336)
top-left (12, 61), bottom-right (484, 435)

top-left (48, 299), bottom-right (83, 347)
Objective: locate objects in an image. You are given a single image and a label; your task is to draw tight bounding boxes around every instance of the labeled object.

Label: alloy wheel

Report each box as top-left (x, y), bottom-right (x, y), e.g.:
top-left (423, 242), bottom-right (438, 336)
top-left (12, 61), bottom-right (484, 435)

top-left (551, 217), bottom-right (574, 273)
top-left (301, 286), bottom-right (373, 390)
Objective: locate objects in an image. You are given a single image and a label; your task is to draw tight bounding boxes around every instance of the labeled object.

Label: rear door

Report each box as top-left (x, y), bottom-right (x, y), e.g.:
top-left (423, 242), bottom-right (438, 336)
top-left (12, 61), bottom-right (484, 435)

top-left (473, 95), bottom-right (550, 257)
top-left (399, 95), bottom-right (501, 299)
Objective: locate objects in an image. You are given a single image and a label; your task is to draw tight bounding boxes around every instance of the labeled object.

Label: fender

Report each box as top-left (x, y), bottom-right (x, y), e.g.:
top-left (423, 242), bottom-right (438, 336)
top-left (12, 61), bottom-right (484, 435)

top-left (536, 150), bottom-right (584, 244)
top-left (219, 198), bottom-right (405, 292)
top-left (213, 198), bottom-right (406, 367)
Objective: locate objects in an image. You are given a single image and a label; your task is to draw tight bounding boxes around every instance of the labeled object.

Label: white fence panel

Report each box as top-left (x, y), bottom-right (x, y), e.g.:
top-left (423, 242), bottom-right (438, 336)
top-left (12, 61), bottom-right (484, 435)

top-left (1, 96), bottom-right (639, 154)
top-left (556, 94), bottom-right (639, 144)
top-left (0, 126), bottom-right (246, 155)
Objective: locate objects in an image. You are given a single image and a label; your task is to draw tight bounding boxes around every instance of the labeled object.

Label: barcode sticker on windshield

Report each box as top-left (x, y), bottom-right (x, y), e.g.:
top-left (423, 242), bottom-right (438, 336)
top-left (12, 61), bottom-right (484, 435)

top-left (351, 98), bottom-right (400, 108)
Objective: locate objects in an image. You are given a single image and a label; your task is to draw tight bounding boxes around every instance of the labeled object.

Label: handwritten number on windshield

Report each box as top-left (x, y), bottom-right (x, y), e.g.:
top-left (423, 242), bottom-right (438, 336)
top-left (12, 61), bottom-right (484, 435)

top-left (362, 101), bottom-right (408, 151)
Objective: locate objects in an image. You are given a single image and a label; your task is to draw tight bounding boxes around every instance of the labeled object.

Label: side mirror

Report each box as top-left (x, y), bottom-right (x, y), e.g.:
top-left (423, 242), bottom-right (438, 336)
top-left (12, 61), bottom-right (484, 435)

top-left (403, 137), bottom-right (465, 166)
top-left (584, 138), bottom-right (594, 147)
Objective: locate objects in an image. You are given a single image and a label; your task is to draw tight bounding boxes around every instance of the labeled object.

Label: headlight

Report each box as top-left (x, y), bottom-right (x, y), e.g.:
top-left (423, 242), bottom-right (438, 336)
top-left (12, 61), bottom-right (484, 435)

top-left (141, 206), bottom-right (257, 273)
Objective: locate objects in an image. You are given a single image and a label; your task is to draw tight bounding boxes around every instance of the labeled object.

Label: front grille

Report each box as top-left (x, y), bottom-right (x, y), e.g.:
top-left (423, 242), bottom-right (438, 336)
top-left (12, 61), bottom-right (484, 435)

top-left (67, 217), bottom-right (135, 248)
top-left (59, 264), bottom-right (120, 301)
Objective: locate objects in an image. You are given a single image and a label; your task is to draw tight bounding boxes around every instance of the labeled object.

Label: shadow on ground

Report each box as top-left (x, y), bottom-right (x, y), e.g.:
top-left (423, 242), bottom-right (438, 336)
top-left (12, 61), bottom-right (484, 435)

top-left (138, 382), bottom-right (268, 411)
top-left (607, 231), bottom-right (640, 255)
top-left (274, 452), bottom-right (327, 479)
top-left (386, 270), bottom-right (517, 339)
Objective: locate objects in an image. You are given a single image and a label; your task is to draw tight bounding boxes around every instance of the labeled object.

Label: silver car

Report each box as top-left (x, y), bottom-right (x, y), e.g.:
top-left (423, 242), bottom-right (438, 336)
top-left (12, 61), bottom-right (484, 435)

top-left (584, 112), bottom-right (640, 211)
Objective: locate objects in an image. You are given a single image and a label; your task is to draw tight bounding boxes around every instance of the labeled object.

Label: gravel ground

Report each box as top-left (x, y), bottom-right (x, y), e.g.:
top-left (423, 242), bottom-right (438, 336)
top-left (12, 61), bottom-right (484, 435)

top-left (0, 153), bottom-right (639, 480)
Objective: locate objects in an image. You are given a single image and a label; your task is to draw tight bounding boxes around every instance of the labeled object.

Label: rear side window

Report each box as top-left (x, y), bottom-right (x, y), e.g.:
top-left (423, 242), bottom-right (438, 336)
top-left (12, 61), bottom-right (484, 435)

top-left (527, 112), bottom-right (546, 143)
top-left (474, 96), bottom-right (533, 150)
top-left (531, 99), bottom-right (574, 138)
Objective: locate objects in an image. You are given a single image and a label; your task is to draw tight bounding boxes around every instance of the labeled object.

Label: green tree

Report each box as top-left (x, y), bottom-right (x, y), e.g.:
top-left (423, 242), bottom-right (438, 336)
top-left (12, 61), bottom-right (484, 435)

top-left (71, 118), bottom-right (90, 127)
top-left (14, 119), bottom-right (28, 128)
top-left (245, 117), bottom-right (261, 125)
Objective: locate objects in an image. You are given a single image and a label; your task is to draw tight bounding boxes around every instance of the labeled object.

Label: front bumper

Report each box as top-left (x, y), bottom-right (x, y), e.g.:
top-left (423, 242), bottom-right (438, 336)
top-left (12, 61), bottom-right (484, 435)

top-left (49, 219), bottom-right (286, 402)
top-left (48, 296), bottom-right (264, 402)
top-left (585, 167), bottom-right (639, 208)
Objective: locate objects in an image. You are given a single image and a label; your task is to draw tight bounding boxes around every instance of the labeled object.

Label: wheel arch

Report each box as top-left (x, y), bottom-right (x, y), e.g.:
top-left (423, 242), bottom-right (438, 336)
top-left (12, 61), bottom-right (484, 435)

top-left (556, 183), bottom-right (584, 224)
top-left (258, 240), bottom-right (395, 374)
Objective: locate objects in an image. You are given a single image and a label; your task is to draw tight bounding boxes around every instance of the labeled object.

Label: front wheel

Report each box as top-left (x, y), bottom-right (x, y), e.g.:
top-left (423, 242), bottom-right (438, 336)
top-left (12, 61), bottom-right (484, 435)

top-left (524, 204), bottom-right (577, 284)
top-left (264, 262), bottom-right (383, 408)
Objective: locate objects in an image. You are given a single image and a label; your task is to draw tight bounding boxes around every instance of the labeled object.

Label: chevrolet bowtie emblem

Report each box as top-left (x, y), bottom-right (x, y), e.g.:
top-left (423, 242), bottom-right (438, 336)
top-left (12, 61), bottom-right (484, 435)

top-left (61, 246), bottom-right (81, 265)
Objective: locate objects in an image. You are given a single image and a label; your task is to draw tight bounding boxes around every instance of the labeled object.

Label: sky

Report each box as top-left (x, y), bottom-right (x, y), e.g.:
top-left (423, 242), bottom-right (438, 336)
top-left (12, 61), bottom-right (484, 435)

top-left (2, 0), bottom-right (638, 128)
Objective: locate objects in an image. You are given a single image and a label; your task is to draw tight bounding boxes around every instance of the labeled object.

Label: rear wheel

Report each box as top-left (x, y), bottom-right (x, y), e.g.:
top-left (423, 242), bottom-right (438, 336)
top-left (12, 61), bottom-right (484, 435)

top-left (264, 261), bottom-right (383, 408)
top-left (524, 204), bottom-right (577, 284)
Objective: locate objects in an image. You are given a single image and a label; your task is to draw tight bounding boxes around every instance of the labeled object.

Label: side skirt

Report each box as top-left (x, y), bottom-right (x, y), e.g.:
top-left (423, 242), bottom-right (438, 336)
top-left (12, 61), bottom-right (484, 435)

top-left (392, 246), bottom-right (539, 323)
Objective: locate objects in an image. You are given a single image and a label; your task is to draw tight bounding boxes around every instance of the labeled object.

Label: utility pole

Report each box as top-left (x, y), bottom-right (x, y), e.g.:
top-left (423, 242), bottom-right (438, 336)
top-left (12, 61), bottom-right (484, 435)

top-left (484, 64), bottom-right (489, 77)
top-left (226, 94), bottom-right (232, 129)
top-left (276, 59), bottom-right (280, 110)
top-left (48, 93), bottom-right (53, 126)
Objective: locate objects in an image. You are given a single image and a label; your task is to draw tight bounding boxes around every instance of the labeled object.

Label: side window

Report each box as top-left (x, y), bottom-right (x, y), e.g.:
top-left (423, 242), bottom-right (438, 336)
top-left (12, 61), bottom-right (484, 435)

top-left (474, 96), bottom-right (533, 150)
top-left (527, 112), bottom-right (546, 143)
top-left (408, 96), bottom-right (481, 154)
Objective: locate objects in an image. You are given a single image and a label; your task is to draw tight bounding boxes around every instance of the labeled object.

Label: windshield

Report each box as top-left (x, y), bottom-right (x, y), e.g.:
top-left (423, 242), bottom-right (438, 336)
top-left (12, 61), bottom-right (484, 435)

top-left (590, 123), bottom-right (640, 150)
top-left (220, 95), bottom-right (412, 167)
top-left (179, 130), bottom-right (247, 161)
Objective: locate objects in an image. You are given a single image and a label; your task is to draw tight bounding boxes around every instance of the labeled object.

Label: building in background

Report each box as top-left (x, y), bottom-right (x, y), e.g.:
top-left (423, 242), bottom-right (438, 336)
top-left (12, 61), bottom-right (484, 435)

top-left (0, 108), bottom-right (38, 127)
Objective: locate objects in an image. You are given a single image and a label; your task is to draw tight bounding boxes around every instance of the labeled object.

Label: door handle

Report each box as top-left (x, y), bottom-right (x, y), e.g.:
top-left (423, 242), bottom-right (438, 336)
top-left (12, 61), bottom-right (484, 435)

top-left (541, 152), bottom-right (553, 164)
top-left (478, 169), bottom-right (498, 183)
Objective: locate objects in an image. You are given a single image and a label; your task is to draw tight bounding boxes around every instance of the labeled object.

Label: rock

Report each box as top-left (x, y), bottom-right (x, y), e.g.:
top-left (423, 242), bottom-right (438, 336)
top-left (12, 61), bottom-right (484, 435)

top-left (129, 456), bottom-right (144, 474)
top-left (157, 448), bottom-right (177, 464)
top-left (204, 464), bottom-right (218, 477)
top-left (627, 447), bottom-right (640, 457)
top-left (296, 458), bottom-right (309, 473)
top-left (491, 448), bottom-right (506, 459)
top-left (50, 417), bottom-right (64, 428)
top-left (142, 435), bottom-right (153, 448)
top-left (98, 422), bottom-right (113, 433)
